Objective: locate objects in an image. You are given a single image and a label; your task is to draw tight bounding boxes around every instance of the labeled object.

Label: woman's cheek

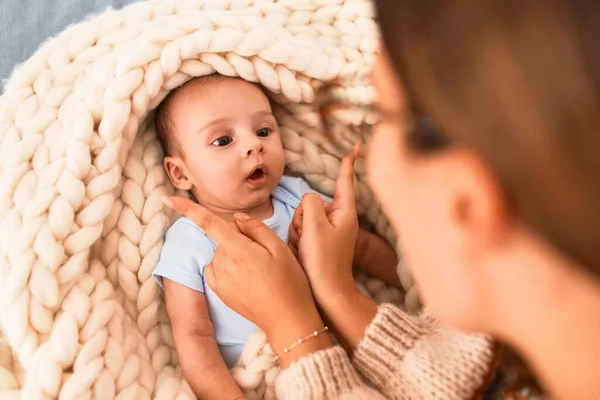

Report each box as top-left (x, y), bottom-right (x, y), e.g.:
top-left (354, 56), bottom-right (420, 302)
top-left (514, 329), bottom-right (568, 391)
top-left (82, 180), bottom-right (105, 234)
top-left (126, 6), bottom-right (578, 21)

top-left (367, 127), bottom-right (402, 192)
top-left (366, 134), bottom-right (403, 241)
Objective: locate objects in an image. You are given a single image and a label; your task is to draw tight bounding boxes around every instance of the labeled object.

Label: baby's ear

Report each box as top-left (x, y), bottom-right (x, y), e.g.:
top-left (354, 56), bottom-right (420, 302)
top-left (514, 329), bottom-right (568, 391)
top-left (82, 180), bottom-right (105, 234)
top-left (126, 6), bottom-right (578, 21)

top-left (164, 156), bottom-right (194, 191)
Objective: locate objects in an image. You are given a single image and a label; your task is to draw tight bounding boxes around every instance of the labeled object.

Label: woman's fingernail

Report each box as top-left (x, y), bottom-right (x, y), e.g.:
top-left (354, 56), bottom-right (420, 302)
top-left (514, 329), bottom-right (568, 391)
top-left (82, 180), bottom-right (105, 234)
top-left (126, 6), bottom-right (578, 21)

top-left (233, 213), bottom-right (250, 221)
top-left (161, 196), bottom-right (176, 209)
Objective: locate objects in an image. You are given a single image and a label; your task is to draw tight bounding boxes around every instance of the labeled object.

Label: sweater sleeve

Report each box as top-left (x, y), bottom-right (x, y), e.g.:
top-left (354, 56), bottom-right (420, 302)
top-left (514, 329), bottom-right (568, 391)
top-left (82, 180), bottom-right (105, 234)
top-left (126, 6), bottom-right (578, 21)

top-left (275, 346), bottom-right (387, 400)
top-left (352, 304), bottom-right (497, 400)
top-left (275, 304), bottom-right (497, 400)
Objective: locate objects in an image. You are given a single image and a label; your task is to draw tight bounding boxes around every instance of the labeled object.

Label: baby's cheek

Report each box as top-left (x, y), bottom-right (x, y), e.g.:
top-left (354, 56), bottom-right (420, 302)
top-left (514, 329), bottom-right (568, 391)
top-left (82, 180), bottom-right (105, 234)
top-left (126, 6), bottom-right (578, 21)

top-left (272, 145), bottom-right (286, 171)
top-left (189, 159), bottom-right (235, 192)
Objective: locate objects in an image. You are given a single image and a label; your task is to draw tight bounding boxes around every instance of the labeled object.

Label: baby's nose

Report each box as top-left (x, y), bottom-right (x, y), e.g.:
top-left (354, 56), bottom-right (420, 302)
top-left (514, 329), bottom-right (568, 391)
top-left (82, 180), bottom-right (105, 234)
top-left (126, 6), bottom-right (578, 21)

top-left (244, 137), bottom-right (265, 157)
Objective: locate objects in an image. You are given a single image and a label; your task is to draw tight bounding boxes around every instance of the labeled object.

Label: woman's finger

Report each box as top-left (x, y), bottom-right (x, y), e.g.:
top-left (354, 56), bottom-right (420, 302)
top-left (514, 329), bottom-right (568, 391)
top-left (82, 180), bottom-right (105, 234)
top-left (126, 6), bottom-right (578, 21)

top-left (291, 202), bottom-right (304, 233)
top-left (162, 196), bottom-right (252, 249)
top-left (289, 241), bottom-right (299, 259)
top-left (332, 143), bottom-right (359, 213)
top-left (289, 225), bottom-right (300, 249)
top-left (205, 247), bottom-right (226, 291)
top-left (233, 213), bottom-right (286, 254)
top-left (204, 262), bottom-right (217, 292)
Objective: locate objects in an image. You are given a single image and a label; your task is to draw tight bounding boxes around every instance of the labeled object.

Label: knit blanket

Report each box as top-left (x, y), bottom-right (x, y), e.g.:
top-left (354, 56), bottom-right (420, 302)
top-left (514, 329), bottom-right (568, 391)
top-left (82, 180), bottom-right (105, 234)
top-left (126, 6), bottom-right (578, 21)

top-left (0, 1), bottom-right (418, 398)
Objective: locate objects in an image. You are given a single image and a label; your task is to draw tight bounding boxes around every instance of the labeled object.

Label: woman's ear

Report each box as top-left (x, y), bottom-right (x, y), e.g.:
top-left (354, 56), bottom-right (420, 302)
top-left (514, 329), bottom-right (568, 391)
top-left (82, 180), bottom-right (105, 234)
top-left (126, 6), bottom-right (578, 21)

top-left (164, 156), bottom-right (194, 191)
top-left (439, 148), bottom-right (509, 253)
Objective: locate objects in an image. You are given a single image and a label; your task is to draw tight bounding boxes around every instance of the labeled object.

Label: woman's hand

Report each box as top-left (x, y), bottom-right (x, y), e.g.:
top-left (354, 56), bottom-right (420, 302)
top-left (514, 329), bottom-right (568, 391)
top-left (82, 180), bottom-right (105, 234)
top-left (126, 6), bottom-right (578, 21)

top-left (289, 144), bottom-right (379, 352)
top-left (290, 145), bottom-right (360, 303)
top-left (161, 198), bottom-right (331, 365)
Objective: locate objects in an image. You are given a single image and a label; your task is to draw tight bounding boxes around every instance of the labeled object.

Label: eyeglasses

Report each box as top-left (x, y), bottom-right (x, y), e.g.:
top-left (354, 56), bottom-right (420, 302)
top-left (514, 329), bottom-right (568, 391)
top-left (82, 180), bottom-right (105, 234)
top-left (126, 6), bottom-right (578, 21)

top-left (314, 71), bottom-right (451, 154)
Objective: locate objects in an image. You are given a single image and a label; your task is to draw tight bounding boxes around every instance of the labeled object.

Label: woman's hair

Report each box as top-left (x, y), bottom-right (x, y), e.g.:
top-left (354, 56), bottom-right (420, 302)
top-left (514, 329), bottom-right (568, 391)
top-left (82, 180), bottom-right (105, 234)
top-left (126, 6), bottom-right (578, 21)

top-left (375, 0), bottom-right (600, 273)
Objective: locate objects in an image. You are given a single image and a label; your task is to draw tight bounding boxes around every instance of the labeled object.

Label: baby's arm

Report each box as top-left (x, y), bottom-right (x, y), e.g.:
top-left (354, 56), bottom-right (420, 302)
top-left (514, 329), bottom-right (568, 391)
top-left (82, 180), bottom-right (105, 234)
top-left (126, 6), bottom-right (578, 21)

top-left (354, 229), bottom-right (403, 289)
top-left (164, 279), bottom-right (244, 400)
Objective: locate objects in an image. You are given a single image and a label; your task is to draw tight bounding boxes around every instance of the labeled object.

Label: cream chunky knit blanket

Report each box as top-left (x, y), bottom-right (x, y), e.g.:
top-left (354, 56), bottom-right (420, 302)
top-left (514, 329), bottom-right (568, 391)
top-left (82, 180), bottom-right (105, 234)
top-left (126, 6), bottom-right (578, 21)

top-left (0, 1), bottom-right (419, 398)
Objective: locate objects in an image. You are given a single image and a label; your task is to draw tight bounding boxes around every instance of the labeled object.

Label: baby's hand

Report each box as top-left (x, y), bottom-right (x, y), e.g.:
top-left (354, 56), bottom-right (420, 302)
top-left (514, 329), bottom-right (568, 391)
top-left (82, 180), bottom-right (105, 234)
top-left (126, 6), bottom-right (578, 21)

top-left (290, 203), bottom-right (402, 289)
top-left (372, 239), bottom-right (400, 281)
top-left (288, 198), bottom-right (332, 258)
top-left (355, 230), bottom-right (403, 289)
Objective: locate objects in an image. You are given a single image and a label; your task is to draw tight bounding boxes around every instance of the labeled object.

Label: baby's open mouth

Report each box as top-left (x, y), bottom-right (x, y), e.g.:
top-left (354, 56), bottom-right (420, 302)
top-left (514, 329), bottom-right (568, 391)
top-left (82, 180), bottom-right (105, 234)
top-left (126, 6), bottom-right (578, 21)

top-left (248, 168), bottom-right (264, 180)
top-left (246, 165), bottom-right (267, 187)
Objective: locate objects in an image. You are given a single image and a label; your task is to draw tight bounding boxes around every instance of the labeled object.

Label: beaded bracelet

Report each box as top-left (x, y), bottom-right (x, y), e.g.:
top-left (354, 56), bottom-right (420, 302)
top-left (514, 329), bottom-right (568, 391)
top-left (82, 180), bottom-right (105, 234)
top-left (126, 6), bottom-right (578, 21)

top-left (272, 326), bottom-right (329, 365)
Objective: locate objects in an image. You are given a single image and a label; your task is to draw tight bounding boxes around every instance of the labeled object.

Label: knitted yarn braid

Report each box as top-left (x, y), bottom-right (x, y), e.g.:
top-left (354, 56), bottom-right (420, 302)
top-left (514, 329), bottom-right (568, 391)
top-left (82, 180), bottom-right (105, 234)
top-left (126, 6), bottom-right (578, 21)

top-left (0, 1), bottom-right (416, 398)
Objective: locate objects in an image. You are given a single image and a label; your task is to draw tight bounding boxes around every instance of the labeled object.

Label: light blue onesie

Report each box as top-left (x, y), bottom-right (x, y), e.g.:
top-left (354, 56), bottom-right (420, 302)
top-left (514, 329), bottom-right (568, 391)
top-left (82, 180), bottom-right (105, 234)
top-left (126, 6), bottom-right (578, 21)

top-left (153, 176), bottom-right (330, 368)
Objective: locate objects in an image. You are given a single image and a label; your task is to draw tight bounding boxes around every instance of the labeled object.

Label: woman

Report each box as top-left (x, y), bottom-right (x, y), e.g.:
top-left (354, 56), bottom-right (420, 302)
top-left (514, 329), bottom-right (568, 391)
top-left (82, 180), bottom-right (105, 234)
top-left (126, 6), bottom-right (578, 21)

top-left (162, 1), bottom-right (600, 399)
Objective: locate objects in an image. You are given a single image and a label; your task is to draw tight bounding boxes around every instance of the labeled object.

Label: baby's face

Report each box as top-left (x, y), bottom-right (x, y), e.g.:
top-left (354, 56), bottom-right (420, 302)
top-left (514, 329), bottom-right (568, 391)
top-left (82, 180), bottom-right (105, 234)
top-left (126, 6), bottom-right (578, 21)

top-left (165, 78), bottom-right (285, 212)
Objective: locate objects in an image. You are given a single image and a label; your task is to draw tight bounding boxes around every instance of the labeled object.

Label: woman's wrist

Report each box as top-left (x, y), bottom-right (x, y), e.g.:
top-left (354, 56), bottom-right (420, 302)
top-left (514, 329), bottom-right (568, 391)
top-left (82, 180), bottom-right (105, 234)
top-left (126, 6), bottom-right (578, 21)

top-left (312, 275), bottom-right (357, 308)
top-left (316, 286), bottom-right (378, 353)
top-left (314, 279), bottom-right (360, 312)
top-left (265, 307), bottom-right (333, 368)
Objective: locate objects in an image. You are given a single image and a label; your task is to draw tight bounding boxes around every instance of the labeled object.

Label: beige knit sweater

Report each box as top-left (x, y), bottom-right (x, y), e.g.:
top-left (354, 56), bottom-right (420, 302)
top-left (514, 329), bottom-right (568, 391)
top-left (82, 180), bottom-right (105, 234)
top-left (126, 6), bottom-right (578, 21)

top-left (275, 304), bottom-right (497, 400)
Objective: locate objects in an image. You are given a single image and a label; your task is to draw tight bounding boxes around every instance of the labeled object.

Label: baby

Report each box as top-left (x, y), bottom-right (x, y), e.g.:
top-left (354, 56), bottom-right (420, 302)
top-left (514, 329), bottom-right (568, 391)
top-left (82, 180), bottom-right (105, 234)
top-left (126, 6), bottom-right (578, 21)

top-left (152, 74), bottom-right (400, 399)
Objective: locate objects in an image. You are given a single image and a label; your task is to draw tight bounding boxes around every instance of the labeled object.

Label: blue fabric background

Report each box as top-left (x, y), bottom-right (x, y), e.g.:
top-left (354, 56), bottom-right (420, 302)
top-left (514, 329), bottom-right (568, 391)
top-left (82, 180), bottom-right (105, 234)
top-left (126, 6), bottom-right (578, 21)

top-left (0, 0), bottom-right (139, 89)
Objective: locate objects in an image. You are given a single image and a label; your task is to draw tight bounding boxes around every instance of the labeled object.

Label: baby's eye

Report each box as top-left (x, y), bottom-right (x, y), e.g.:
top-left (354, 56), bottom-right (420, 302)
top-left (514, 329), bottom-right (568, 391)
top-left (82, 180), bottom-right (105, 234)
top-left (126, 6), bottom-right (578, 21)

top-left (256, 128), bottom-right (271, 138)
top-left (211, 136), bottom-right (233, 147)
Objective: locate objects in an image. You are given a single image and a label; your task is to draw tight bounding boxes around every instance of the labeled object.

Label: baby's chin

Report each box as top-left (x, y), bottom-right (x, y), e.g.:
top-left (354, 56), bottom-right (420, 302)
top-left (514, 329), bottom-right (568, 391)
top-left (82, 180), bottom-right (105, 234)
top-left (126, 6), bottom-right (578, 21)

top-left (239, 183), bottom-right (276, 207)
top-left (201, 186), bottom-right (272, 210)
top-left (194, 172), bottom-right (282, 210)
